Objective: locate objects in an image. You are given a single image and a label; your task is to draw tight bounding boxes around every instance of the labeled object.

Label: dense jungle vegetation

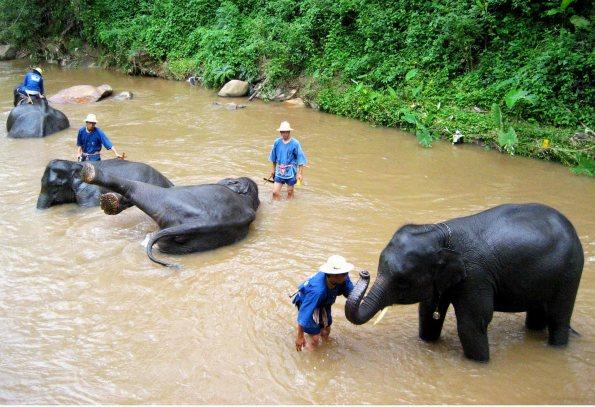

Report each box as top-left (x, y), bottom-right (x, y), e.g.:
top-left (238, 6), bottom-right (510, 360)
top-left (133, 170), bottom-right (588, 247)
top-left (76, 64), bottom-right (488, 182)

top-left (1, 0), bottom-right (593, 174)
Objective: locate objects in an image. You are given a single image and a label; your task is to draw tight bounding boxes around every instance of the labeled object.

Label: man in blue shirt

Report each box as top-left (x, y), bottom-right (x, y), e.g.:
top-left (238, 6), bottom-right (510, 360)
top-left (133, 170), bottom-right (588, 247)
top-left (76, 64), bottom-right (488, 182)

top-left (293, 255), bottom-right (355, 351)
top-left (76, 114), bottom-right (123, 161)
top-left (268, 121), bottom-right (307, 200)
top-left (15, 67), bottom-right (45, 104)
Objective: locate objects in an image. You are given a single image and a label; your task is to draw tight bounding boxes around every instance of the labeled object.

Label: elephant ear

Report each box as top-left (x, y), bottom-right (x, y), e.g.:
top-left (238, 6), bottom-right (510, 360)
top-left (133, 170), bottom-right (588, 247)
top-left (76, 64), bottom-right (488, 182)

top-left (434, 248), bottom-right (467, 295)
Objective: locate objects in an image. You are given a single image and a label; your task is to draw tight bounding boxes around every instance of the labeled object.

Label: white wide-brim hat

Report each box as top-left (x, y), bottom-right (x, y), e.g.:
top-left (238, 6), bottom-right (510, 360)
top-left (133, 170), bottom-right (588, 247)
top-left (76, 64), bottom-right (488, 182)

top-left (85, 114), bottom-right (97, 123)
top-left (319, 255), bottom-right (354, 275)
top-left (277, 121), bottom-right (293, 132)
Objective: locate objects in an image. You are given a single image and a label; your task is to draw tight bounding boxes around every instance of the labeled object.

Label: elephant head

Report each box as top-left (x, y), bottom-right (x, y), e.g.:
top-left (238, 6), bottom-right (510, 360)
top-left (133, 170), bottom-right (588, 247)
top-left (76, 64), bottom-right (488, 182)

top-left (345, 224), bottom-right (466, 325)
top-left (37, 159), bottom-right (82, 209)
top-left (217, 177), bottom-right (260, 211)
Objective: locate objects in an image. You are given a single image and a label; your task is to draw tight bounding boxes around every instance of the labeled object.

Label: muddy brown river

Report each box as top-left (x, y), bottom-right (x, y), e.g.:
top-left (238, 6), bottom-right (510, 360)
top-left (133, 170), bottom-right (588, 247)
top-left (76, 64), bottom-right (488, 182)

top-left (0, 60), bottom-right (593, 404)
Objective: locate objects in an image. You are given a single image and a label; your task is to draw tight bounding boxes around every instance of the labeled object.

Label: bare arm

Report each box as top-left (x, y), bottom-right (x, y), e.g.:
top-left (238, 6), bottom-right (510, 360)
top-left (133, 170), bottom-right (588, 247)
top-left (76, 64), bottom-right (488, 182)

top-left (270, 162), bottom-right (276, 179)
top-left (295, 324), bottom-right (306, 351)
top-left (110, 146), bottom-right (123, 159)
top-left (297, 165), bottom-right (304, 181)
top-left (76, 146), bottom-right (82, 160)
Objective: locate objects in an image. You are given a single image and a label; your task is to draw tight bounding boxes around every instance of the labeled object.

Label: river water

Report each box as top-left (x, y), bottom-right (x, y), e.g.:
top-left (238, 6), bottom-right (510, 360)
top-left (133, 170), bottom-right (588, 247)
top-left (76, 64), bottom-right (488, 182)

top-left (0, 60), bottom-right (593, 404)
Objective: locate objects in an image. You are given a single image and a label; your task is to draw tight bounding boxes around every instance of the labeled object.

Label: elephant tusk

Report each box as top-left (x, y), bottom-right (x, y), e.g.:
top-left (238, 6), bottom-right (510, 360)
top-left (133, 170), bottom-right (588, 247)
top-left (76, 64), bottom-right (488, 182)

top-left (373, 307), bottom-right (388, 326)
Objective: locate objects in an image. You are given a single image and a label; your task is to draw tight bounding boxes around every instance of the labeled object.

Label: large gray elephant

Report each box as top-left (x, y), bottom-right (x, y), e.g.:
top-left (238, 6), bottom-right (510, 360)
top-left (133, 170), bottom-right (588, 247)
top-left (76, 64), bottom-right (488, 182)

top-left (345, 204), bottom-right (584, 362)
top-left (7, 97), bottom-right (69, 138)
top-left (80, 163), bottom-right (260, 268)
top-left (37, 159), bottom-right (174, 211)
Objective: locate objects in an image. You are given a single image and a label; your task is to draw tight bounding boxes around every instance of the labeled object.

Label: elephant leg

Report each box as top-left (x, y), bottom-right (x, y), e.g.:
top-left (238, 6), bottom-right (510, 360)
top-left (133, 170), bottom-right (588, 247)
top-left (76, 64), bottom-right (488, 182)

top-left (419, 297), bottom-right (450, 342)
top-left (525, 304), bottom-right (548, 331)
top-left (546, 287), bottom-right (578, 347)
top-left (81, 164), bottom-right (167, 224)
top-left (453, 292), bottom-right (494, 362)
top-left (100, 192), bottom-right (131, 215)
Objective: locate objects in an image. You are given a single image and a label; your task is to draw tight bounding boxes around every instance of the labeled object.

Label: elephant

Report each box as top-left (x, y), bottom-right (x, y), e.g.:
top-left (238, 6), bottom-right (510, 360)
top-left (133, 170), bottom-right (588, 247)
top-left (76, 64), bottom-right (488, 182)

top-left (37, 159), bottom-right (174, 211)
top-left (80, 163), bottom-right (260, 268)
top-left (345, 203), bottom-right (584, 362)
top-left (7, 97), bottom-right (69, 138)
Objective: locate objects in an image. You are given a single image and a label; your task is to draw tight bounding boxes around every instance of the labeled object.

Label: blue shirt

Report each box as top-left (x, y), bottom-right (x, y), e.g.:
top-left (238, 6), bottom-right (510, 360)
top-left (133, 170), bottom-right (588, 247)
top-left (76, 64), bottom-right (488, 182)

top-left (21, 71), bottom-right (44, 94)
top-left (76, 126), bottom-right (113, 154)
top-left (268, 137), bottom-right (307, 179)
top-left (294, 271), bottom-right (354, 335)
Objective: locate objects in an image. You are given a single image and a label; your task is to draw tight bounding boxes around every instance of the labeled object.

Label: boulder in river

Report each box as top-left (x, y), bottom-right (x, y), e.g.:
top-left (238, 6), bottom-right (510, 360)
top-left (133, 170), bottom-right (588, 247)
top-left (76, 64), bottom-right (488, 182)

top-left (48, 84), bottom-right (113, 104)
top-left (283, 97), bottom-right (305, 108)
top-left (218, 80), bottom-right (249, 97)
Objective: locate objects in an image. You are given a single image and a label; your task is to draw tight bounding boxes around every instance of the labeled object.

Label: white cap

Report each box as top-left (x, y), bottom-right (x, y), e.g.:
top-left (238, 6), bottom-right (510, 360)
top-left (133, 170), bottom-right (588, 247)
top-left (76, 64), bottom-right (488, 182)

top-left (319, 255), bottom-right (354, 275)
top-left (85, 114), bottom-right (97, 123)
top-left (277, 121), bottom-right (293, 132)
top-left (33, 67), bottom-right (43, 75)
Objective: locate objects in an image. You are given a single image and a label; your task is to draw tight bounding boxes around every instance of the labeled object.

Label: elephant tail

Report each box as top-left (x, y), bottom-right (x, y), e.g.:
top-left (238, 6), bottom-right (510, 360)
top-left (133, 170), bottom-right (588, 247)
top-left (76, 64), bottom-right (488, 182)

top-left (146, 216), bottom-right (254, 268)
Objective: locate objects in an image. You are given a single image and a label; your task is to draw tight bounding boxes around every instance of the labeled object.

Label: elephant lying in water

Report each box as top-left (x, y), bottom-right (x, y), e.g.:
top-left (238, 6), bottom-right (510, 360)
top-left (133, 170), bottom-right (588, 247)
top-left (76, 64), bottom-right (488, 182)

top-left (80, 163), bottom-right (260, 268)
top-left (345, 203), bottom-right (584, 362)
top-left (7, 97), bottom-right (69, 138)
top-left (37, 159), bottom-right (174, 211)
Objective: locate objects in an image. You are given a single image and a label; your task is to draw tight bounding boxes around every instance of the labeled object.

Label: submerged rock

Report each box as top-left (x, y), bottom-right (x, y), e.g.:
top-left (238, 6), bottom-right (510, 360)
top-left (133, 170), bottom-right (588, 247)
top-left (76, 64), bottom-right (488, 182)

top-left (113, 91), bottom-right (134, 101)
top-left (212, 102), bottom-right (247, 110)
top-left (283, 97), bottom-right (305, 108)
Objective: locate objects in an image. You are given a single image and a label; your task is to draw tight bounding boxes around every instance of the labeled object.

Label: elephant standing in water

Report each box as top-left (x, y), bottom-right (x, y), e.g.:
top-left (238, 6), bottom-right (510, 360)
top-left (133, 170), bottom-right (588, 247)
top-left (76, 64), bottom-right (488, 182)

top-left (37, 159), bottom-right (174, 211)
top-left (80, 163), bottom-right (260, 268)
top-left (345, 204), bottom-right (584, 362)
top-left (7, 97), bottom-right (69, 138)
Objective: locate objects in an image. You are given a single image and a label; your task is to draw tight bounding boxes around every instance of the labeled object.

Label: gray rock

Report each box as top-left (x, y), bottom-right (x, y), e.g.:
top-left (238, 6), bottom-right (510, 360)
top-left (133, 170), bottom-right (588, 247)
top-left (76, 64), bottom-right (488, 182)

top-left (0, 44), bottom-right (17, 60)
top-left (113, 91), bottom-right (134, 101)
top-left (218, 80), bottom-right (249, 97)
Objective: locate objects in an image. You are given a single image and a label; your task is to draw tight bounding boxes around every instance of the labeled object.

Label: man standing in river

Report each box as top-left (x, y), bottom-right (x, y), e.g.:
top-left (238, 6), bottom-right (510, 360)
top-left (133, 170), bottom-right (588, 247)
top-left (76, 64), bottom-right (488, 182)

top-left (76, 114), bottom-right (123, 161)
top-left (293, 255), bottom-right (354, 351)
top-left (268, 121), bottom-right (307, 200)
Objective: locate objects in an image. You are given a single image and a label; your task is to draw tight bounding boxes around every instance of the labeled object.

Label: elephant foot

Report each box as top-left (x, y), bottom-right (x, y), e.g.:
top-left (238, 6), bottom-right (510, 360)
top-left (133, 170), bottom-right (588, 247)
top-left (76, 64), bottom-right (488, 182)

top-left (80, 163), bottom-right (96, 183)
top-left (100, 192), bottom-right (121, 215)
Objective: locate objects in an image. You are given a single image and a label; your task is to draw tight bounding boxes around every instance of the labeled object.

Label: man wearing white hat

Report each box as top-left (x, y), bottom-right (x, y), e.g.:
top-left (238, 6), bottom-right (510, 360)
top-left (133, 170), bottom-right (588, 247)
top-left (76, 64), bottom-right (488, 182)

top-left (76, 114), bottom-right (123, 162)
top-left (268, 121), bottom-right (307, 200)
top-left (292, 255), bottom-right (355, 351)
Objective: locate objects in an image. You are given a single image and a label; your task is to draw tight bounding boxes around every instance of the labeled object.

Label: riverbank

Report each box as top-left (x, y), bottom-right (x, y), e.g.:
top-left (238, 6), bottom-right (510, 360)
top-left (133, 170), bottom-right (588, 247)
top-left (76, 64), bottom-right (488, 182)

top-left (1, 0), bottom-right (592, 175)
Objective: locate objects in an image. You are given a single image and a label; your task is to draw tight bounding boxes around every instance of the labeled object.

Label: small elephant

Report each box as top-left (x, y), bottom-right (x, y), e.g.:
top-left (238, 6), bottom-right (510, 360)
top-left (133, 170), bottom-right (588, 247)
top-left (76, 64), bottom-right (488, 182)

top-left (80, 163), bottom-right (260, 268)
top-left (345, 203), bottom-right (584, 362)
top-left (7, 97), bottom-right (69, 138)
top-left (37, 159), bottom-right (174, 211)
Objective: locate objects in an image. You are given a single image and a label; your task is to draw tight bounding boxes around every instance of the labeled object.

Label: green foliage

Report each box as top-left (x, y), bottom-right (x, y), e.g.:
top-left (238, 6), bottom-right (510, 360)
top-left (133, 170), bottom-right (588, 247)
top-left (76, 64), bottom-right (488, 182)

top-left (571, 154), bottom-right (595, 176)
top-left (1, 0), bottom-right (592, 173)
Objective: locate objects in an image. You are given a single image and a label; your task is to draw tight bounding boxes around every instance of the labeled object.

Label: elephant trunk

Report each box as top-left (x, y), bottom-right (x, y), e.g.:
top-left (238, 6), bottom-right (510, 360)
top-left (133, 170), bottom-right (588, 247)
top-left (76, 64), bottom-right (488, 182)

top-left (345, 271), bottom-right (389, 325)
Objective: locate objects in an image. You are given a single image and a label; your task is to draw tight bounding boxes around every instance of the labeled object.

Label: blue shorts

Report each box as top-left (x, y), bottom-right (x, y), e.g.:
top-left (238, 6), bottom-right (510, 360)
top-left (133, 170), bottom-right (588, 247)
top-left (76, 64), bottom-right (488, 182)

top-left (274, 176), bottom-right (297, 186)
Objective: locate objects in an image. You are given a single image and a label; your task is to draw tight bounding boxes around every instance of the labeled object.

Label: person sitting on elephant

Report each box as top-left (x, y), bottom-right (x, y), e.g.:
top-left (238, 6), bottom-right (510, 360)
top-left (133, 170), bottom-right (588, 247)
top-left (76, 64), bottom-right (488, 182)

top-left (15, 67), bottom-right (45, 105)
top-left (268, 121), bottom-right (307, 200)
top-left (293, 255), bottom-right (354, 351)
top-left (76, 114), bottom-right (123, 161)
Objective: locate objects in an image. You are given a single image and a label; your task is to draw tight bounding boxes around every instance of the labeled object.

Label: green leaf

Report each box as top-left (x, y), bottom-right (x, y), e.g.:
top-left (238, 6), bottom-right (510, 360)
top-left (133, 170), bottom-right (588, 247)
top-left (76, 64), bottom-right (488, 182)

top-left (411, 85), bottom-right (422, 98)
top-left (560, 0), bottom-right (574, 11)
top-left (570, 15), bottom-right (590, 29)
top-left (498, 126), bottom-right (518, 154)
top-left (387, 86), bottom-right (397, 98)
top-left (545, 8), bottom-right (562, 16)
top-left (504, 89), bottom-right (535, 109)
top-left (416, 126), bottom-right (433, 148)
top-left (405, 68), bottom-right (418, 81)
top-left (571, 154), bottom-right (594, 177)
top-left (492, 103), bottom-right (503, 129)
top-left (401, 111), bottom-right (418, 125)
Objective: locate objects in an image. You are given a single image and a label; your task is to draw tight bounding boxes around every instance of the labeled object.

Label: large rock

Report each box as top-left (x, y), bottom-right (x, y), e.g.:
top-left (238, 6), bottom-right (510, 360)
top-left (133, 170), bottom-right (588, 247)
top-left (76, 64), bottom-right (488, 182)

top-left (48, 84), bottom-right (113, 104)
top-left (218, 80), bottom-right (249, 97)
top-left (0, 44), bottom-right (16, 60)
